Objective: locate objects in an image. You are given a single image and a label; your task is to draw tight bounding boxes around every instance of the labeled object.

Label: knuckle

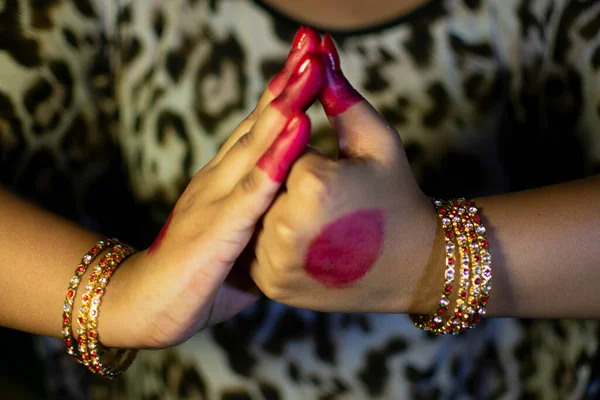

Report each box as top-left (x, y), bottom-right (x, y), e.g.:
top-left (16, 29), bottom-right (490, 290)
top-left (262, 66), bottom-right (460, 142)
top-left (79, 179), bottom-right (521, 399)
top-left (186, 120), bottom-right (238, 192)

top-left (238, 171), bottom-right (260, 195)
top-left (236, 130), bottom-right (254, 150)
top-left (246, 106), bottom-right (261, 123)
top-left (296, 169), bottom-right (332, 204)
top-left (270, 216), bottom-right (298, 246)
top-left (260, 278), bottom-right (287, 301)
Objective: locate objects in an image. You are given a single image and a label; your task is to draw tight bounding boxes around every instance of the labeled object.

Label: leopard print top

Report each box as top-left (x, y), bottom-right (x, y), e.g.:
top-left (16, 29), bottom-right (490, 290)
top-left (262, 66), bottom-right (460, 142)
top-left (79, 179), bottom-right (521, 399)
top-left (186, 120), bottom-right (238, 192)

top-left (2, 0), bottom-right (600, 399)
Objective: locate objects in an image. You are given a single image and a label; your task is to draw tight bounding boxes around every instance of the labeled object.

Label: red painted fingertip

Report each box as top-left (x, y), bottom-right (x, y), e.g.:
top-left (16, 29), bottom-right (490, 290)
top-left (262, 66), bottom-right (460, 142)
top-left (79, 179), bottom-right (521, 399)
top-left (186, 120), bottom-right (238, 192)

top-left (257, 111), bottom-right (311, 183)
top-left (320, 33), bottom-right (341, 72)
top-left (318, 33), bottom-right (363, 117)
top-left (270, 54), bottom-right (325, 115)
top-left (268, 27), bottom-right (322, 94)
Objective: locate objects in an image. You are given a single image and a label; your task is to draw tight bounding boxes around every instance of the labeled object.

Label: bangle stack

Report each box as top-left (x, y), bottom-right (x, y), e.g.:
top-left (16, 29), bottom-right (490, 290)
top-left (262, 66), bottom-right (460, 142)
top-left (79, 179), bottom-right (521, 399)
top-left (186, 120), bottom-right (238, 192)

top-left (62, 238), bottom-right (138, 377)
top-left (410, 198), bottom-right (492, 335)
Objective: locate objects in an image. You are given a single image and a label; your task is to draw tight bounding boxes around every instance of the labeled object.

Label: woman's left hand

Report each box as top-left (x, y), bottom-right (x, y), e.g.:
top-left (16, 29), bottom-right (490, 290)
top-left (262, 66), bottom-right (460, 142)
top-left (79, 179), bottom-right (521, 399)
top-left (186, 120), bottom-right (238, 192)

top-left (249, 35), bottom-right (441, 314)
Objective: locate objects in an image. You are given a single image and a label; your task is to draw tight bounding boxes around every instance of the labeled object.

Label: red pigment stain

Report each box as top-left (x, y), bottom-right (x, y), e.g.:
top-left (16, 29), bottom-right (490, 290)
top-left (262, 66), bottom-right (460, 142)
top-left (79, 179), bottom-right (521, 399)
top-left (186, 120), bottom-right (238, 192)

top-left (270, 54), bottom-right (325, 115)
top-left (305, 209), bottom-right (385, 287)
top-left (318, 33), bottom-right (363, 117)
top-left (268, 26), bottom-right (321, 95)
top-left (148, 212), bottom-right (173, 255)
top-left (257, 111), bottom-right (311, 183)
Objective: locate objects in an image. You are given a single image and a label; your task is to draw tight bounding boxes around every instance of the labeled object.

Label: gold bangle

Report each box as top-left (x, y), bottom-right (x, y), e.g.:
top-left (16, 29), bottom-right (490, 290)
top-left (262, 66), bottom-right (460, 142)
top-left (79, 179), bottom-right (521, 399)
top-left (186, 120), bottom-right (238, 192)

top-left (411, 198), bottom-right (492, 335)
top-left (62, 238), bottom-right (114, 363)
top-left (461, 199), bottom-right (491, 324)
top-left (85, 243), bottom-right (137, 376)
top-left (410, 199), bottom-right (458, 333)
top-left (77, 240), bottom-right (138, 377)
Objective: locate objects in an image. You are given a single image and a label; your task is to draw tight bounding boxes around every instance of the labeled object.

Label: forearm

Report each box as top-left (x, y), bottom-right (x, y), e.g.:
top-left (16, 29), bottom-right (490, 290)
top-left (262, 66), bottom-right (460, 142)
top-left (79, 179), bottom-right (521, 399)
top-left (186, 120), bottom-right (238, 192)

top-left (472, 175), bottom-right (600, 318)
top-left (0, 187), bottom-right (133, 345)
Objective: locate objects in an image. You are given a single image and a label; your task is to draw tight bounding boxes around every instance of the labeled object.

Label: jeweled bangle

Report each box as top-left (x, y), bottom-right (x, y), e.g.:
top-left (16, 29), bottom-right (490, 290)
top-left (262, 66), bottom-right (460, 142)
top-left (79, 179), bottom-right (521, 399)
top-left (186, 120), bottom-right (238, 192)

top-left (442, 201), bottom-right (477, 333)
top-left (62, 238), bottom-right (114, 363)
top-left (77, 241), bottom-right (136, 376)
top-left (410, 199), bottom-right (459, 334)
top-left (460, 199), bottom-right (491, 325)
top-left (411, 198), bottom-right (492, 335)
top-left (85, 243), bottom-right (138, 377)
top-left (443, 199), bottom-right (491, 333)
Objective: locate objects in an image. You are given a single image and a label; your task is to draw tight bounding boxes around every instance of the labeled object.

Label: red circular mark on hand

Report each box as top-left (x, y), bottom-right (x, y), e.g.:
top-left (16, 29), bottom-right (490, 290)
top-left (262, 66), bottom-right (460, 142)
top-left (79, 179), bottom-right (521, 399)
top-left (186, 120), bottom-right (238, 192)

top-left (148, 211), bottom-right (173, 255)
top-left (305, 209), bottom-right (385, 287)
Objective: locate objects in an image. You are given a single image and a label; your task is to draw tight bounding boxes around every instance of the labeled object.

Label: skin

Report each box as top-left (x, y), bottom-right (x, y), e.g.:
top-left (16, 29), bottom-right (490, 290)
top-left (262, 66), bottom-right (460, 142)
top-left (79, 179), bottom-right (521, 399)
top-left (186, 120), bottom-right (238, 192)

top-left (318, 33), bottom-right (363, 117)
top-left (262, 0), bottom-right (431, 30)
top-left (268, 26), bottom-right (321, 94)
top-left (257, 112), bottom-right (312, 183)
top-left (147, 212), bottom-right (172, 255)
top-left (0, 28), bottom-right (325, 348)
top-left (250, 35), bottom-right (600, 321)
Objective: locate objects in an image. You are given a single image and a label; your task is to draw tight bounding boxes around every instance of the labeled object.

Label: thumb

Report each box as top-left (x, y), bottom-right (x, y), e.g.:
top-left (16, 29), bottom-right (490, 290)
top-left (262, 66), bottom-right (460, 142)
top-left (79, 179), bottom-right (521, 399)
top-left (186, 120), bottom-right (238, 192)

top-left (318, 33), bottom-right (403, 162)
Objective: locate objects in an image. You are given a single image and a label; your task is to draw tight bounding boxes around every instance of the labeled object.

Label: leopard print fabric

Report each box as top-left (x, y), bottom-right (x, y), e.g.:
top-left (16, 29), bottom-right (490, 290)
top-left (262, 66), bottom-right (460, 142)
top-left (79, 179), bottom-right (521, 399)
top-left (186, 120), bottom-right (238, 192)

top-left (1, 0), bottom-right (600, 399)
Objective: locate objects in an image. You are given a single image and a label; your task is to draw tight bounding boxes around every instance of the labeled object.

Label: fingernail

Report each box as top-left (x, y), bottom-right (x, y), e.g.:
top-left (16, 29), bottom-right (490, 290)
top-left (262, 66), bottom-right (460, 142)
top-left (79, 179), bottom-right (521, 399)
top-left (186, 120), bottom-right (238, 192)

top-left (320, 33), bottom-right (341, 73)
top-left (271, 54), bottom-right (325, 114)
top-left (291, 26), bottom-right (308, 51)
top-left (286, 113), bottom-right (301, 131)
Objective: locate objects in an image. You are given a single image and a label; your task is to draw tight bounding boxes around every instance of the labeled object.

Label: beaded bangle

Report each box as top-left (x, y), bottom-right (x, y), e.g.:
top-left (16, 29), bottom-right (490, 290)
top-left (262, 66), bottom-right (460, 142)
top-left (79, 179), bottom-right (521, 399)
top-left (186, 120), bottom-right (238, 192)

top-left (62, 238), bottom-right (115, 363)
top-left (410, 199), bottom-right (458, 333)
top-left (85, 244), bottom-right (137, 376)
top-left (441, 202), bottom-right (473, 333)
top-left (76, 240), bottom-right (138, 377)
top-left (461, 199), bottom-right (491, 325)
top-left (411, 198), bottom-right (492, 335)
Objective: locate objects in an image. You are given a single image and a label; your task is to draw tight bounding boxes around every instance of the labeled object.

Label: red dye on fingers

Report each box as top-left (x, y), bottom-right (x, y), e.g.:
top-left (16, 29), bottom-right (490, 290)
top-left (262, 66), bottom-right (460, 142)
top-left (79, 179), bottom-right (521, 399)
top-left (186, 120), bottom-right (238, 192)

top-left (148, 211), bottom-right (173, 255)
top-left (270, 54), bottom-right (325, 115)
top-left (257, 112), bottom-right (311, 183)
top-left (305, 209), bottom-right (385, 287)
top-left (318, 33), bottom-right (363, 117)
top-left (268, 26), bottom-right (321, 94)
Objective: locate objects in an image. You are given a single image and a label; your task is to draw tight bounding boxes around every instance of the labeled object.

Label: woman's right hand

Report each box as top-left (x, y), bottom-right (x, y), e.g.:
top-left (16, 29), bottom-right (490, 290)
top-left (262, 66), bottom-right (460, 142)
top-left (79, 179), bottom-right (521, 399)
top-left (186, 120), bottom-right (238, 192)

top-left (101, 27), bottom-right (324, 349)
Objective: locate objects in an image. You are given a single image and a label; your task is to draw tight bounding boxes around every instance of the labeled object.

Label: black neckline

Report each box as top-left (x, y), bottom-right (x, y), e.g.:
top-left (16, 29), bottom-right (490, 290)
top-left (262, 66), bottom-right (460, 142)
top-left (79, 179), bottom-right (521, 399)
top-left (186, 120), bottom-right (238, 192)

top-left (252, 0), bottom-right (437, 38)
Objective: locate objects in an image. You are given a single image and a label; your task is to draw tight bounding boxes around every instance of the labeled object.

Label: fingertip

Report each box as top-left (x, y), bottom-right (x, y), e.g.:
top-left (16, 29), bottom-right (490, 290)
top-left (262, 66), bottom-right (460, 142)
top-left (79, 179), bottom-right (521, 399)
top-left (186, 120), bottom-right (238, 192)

top-left (319, 33), bottom-right (340, 73)
top-left (302, 26), bottom-right (322, 52)
top-left (316, 33), bottom-right (362, 117)
top-left (257, 111), bottom-right (311, 183)
top-left (271, 54), bottom-right (325, 114)
top-left (268, 26), bottom-right (322, 95)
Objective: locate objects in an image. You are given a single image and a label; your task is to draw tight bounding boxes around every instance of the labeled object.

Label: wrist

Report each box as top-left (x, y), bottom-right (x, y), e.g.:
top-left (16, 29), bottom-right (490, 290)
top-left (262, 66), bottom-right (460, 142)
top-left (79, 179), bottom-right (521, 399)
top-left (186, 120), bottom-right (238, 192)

top-left (405, 209), bottom-right (446, 314)
top-left (95, 250), bottom-right (147, 348)
top-left (382, 194), bottom-right (440, 314)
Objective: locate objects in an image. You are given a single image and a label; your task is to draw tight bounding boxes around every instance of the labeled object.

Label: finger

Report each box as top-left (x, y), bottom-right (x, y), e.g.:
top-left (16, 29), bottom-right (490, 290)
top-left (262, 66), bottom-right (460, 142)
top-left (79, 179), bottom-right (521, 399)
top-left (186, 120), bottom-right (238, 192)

top-left (212, 26), bottom-right (321, 164)
top-left (218, 54), bottom-right (325, 183)
top-left (318, 33), bottom-right (403, 162)
top-left (223, 112), bottom-right (311, 233)
top-left (284, 149), bottom-right (334, 196)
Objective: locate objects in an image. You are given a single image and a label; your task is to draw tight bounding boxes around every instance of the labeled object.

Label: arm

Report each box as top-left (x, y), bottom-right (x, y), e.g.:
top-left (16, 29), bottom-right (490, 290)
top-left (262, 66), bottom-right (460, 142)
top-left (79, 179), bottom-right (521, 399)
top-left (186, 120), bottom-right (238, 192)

top-left (0, 28), bottom-right (326, 349)
top-left (476, 175), bottom-right (600, 319)
top-left (0, 188), bottom-right (119, 342)
top-left (249, 34), bottom-right (600, 319)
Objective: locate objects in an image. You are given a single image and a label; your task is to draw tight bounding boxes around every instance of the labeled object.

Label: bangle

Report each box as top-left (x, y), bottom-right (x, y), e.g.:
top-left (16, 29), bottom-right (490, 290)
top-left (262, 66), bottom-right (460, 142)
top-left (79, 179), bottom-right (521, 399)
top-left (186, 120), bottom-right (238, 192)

top-left (461, 199), bottom-right (491, 324)
top-left (410, 199), bottom-right (458, 333)
top-left (62, 238), bottom-right (114, 363)
top-left (63, 239), bottom-right (139, 377)
top-left (84, 243), bottom-right (138, 376)
top-left (78, 241), bottom-right (138, 377)
top-left (410, 198), bottom-right (492, 335)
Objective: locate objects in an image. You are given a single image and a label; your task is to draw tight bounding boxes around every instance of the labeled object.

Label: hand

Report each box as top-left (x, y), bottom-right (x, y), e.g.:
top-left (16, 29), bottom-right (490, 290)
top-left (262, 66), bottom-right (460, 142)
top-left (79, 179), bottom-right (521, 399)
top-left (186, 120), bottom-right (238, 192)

top-left (249, 34), bottom-right (440, 314)
top-left (107, 28), bottom-right (325, 349)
